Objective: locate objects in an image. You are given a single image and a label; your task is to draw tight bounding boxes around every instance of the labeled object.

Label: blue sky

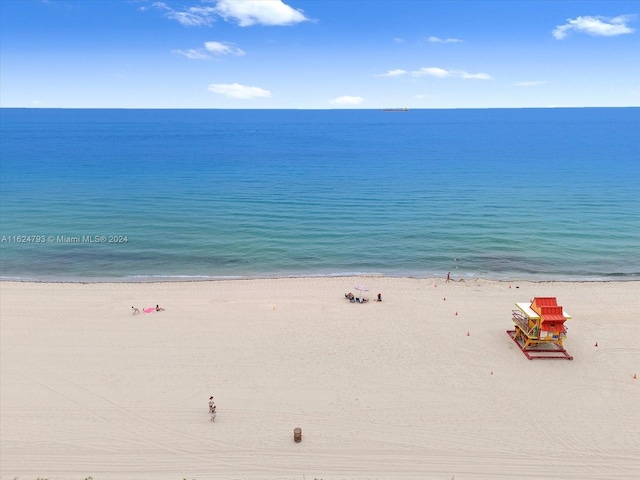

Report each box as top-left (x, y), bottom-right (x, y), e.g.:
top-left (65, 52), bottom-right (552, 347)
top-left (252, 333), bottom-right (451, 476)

top-left (1, 0), bottom-right (638, 108)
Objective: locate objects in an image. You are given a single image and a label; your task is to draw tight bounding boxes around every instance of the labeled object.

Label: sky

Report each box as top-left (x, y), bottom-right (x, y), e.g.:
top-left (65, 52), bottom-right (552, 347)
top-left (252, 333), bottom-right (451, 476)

top-left (1, 0), bottom-right (639, 109)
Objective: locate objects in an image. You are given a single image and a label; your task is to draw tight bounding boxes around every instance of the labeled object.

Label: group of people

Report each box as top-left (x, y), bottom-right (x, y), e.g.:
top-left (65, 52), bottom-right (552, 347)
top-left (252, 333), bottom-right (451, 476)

top-left (209, 396), bottom-right (217, 421)
top-left (344, 292), bottom-right (382, 303)
top-left (345, 292), bottom-right (368, 303)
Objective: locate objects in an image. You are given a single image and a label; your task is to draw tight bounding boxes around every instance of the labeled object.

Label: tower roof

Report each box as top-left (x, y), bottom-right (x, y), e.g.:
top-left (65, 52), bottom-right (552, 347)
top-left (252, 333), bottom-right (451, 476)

top-left (531, 297), bottom-right (567, 322)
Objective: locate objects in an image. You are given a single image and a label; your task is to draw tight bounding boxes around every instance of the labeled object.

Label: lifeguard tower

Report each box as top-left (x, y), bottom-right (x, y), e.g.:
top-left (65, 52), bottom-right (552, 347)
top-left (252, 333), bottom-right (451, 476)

top-left (507, 297), bottom-right (573, 360)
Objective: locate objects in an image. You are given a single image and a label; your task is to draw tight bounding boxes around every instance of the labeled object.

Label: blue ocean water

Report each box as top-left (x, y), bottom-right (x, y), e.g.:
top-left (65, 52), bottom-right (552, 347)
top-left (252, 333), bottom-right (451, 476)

top-left (1, 108), bottom-right (639, 281)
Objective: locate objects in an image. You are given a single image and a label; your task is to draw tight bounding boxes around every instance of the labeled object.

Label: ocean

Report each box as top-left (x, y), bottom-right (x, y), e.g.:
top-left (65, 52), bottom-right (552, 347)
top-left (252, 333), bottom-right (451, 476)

top-left (1, 108), bottom-right (639, 282)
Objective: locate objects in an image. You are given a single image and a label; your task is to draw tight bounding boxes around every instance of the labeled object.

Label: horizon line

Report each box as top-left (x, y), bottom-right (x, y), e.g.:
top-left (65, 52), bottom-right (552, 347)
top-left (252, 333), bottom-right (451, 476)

top-left (2, 106), bottom-right (639, 111)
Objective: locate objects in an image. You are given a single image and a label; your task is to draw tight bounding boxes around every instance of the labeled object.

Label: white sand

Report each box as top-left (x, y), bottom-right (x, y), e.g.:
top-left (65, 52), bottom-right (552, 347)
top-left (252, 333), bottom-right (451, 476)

top-left (1, 278), bottom-right (639, 480)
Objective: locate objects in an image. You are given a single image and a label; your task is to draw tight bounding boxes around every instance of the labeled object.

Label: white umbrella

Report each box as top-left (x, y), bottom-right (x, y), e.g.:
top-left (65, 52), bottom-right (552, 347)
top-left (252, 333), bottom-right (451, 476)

top-left (354, 285), bottom-right (369, 300)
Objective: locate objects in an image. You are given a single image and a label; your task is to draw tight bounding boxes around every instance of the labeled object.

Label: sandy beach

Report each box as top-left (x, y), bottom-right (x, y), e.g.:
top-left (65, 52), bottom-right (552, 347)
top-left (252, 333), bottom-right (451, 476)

top-left (1, 277), bottom-right (639, 480)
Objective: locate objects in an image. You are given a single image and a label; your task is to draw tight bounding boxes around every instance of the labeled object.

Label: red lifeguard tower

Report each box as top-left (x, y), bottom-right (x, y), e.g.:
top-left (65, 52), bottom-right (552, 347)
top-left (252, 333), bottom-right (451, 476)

top-left (507, 297), bottom-right (573, 360)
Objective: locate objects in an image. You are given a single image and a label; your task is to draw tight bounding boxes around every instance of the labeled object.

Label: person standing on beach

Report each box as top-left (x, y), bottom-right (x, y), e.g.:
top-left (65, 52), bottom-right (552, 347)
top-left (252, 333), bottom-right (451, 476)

top-left (209, 396), bottom-right (215, 413)
top-left (446, 272), bottom-right (451, 283)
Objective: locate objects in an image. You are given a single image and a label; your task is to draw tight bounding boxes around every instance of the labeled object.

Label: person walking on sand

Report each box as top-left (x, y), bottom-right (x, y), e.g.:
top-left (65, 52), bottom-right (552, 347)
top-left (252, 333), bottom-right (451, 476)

top-left (210, 405), bottom-right (217, 422)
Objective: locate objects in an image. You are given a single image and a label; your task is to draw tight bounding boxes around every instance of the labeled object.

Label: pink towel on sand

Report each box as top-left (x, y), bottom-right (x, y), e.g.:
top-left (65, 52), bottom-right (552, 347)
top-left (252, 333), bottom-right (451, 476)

top-left (143, 307), bottom-right (155, 313)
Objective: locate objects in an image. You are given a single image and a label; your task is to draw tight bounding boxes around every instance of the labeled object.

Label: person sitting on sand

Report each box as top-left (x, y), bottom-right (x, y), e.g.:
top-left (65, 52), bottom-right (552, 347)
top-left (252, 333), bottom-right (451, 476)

top-left (345, 292), bottom-right (355, 300)
top-left (132, 306), bottom-right (140, 315)
top-left (156, 304), bottom-right (165, 311)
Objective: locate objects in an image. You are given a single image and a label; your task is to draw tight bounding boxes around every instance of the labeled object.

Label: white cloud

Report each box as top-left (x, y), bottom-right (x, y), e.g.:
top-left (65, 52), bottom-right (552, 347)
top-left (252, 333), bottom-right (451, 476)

top-left (208, 83), bottom-right (272, 99)
top-left (515, 81), bottom-right (547, 87)
top-left (153, 2), bottom-right (217, 26)
top-left (375, 69), bottom-right (408, 77)
top-left (428, 36), bottom-right (463, 43)
top-left (154, 0), bottom-right (307, 27)
top-left (174, 41), bottom-right (245, 60)
top-left (413, 67), bottom-right (450, 78)
top-left (213, 0), bottom-right (308, 26)
top-left (553, 15), bottom-right (636, 39)
top-left (394, 37), bottom-right (405, 43)
top-left (173, 48), bottom-right (211, 60)
top-left (204, 41), bottom-right (246, 56)
top-left (329, 96), bottom-right (364, 106)
top-left (460, 71), bottom-right (492, 80)
top-left (412, 67), bottom-right (492, 80)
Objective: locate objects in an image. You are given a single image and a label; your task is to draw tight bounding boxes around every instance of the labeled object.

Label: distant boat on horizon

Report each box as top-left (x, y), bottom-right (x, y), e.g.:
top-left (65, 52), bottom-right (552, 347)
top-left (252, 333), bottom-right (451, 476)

top-left (382, 107), bottom-right (409, 112)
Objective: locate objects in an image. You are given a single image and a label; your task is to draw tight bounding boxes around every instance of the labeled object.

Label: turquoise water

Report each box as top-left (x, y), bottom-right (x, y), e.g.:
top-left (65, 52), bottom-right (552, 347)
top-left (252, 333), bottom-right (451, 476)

top-left (1, 108), bottom-right (639, 281)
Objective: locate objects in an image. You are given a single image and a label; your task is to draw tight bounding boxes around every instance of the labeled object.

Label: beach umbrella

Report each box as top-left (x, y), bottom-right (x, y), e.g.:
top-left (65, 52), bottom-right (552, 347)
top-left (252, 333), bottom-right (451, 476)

top-left (354, 285), bottom-right (369, 298)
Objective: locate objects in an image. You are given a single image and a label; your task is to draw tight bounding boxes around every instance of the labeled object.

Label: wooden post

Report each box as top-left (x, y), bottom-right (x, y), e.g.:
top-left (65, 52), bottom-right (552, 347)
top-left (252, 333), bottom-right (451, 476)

top-left (293, 427), bottom-right (302, 443)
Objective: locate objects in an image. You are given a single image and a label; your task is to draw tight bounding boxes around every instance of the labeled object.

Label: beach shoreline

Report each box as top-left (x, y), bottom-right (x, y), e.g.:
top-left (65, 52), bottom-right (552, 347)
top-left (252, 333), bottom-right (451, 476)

top-left (2, 273), bottom-right (640, 284)
top-left (1, 277), bottom-right (639, 479)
